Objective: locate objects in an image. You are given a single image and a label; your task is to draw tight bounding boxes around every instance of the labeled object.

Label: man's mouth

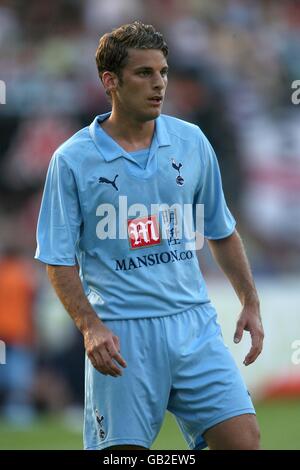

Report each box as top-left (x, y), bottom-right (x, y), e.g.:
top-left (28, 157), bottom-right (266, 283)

top-left (148, 96), bottom-right (163, 105)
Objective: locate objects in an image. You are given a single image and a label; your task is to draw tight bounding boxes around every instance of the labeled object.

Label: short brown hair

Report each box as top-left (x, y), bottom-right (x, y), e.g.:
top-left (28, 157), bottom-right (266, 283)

top-left (95, 21), bottom-right (168, 81)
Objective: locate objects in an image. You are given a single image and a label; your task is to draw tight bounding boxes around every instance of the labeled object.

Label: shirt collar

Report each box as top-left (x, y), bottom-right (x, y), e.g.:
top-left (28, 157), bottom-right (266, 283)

top-left (89, 112), bottom-right (171, 163)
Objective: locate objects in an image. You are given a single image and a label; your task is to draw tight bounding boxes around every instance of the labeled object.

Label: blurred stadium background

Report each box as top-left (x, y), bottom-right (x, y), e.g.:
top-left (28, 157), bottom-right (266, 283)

top-left (0, 0), bottom-right (300, 450)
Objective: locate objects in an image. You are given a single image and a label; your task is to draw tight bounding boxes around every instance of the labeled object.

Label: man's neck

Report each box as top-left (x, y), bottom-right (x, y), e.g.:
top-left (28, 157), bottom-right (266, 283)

top-left (100, 109), bottom-right (155, 153)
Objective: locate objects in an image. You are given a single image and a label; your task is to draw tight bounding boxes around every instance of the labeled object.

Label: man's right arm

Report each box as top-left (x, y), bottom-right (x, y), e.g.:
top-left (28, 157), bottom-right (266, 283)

top-left (46, 265), bottom-right (127, 377)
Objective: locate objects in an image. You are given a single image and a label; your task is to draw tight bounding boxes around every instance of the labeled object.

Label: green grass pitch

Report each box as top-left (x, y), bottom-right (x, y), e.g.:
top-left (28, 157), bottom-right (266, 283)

top-left (0, 400), bottom-right (299, 450)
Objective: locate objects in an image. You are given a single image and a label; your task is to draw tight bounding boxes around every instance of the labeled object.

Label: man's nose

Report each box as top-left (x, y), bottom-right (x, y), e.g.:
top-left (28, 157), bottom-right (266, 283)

top-left (152, 72), bottom-right (166, 90)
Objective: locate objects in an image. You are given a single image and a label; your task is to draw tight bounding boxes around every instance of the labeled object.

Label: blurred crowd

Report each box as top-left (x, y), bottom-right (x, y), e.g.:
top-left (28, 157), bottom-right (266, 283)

top-left (0, 0), bottom-right (300, 423)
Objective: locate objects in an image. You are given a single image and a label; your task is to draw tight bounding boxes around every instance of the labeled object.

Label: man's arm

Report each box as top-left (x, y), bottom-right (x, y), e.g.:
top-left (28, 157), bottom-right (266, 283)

top-left (207, 230), bottom-right (264, 366)
top-left (46, 265), bottom-right (127, 377)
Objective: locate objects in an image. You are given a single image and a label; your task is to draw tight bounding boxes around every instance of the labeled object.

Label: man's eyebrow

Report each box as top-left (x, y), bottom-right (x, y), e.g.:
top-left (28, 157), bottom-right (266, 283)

top-left (134, 65), bottom-right (169, 71)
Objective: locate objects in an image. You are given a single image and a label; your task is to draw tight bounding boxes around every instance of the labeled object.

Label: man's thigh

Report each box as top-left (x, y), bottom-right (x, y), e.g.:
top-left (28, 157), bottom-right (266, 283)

top-left (204, 413), bottom-right (261, 450)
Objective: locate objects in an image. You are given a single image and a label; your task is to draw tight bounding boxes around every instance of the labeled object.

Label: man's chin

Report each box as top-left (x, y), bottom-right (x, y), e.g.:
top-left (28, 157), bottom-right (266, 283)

top-left (142, 108), bottom-right (162, 122)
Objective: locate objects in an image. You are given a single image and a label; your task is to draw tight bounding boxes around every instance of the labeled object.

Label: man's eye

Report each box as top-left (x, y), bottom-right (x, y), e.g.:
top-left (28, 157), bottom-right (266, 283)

top-left (161, 70), bottom-right (168, 77)
top-left (138, 71), bottom-right (150, 76)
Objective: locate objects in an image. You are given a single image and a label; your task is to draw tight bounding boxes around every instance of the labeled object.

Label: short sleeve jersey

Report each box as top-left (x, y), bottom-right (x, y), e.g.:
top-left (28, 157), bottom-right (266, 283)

top-left (35, 113), bottom-right (236, 320)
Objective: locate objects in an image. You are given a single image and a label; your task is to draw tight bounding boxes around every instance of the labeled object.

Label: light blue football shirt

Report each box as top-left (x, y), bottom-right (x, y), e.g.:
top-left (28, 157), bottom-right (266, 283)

top-left (129, 148), bottom-right (150, 169)
top-left (35, 112), bottom-right (236, 320)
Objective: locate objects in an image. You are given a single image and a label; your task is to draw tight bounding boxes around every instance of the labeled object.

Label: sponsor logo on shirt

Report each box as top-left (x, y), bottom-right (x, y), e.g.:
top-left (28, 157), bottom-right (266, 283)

top-left (115, 249), bottom-right (194, 271)
top-left (112, 210), bottom-right (194, 271)
top-left (128, 215), bottom-right (161, 249)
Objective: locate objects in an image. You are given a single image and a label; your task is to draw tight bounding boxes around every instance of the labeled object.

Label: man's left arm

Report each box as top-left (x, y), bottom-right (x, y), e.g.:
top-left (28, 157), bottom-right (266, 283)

top-left (207, 229), bottom-right (264, 366)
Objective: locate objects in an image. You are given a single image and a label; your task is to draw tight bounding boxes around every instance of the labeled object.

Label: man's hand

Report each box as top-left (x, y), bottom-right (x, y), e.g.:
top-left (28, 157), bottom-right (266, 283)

top-left (207, 232), bottom-right (264, 366)
top-left (46, 265), bottom-right (128, 378)
top-left (83, 316), bottom-right (127, 377)
top-left (233, 303), bottom-right (264, 366)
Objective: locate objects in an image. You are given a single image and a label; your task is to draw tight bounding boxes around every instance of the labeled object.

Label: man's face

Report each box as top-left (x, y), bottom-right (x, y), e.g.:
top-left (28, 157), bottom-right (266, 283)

top-left (113, 48), bottom-right (168, 121)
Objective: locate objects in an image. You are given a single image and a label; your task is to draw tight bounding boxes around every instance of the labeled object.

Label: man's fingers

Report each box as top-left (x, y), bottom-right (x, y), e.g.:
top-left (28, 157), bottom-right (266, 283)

top-left (112, 335), bottom-right (120, 352)
top-left (85, 330), bottom-right (127, 376)
top-left (244, 347), bottom-right (261, 366)
top-left (106, 345), bottom-right (127, 369)
top-left (112, 351), bottom-right (127, 368)
top-left (244, 332), bottom-right (264, 366)
top-left (111, 336), bottom-right (128, 368)
top-left (89, 349), bottom-right (121, 377)
top-left (233, 316), bottom-right (264, 366)
top-left (101, 349), bottom-right (123, 377)
top-left (234, 319), bottom-right (245, 344)
top-left (89, 351), bottom-right (107, 375)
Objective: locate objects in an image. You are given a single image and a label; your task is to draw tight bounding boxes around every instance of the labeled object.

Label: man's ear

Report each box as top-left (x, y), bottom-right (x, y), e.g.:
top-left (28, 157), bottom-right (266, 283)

top-left (101, 71), bottom-right (119, 95)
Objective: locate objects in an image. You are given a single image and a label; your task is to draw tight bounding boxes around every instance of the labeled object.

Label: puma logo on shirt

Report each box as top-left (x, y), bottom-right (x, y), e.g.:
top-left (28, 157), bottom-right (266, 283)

top-left (99, 174), bottom-right (119, 191)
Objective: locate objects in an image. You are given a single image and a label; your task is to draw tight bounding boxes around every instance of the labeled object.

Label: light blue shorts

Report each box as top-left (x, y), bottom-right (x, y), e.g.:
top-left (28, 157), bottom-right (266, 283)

top-left (84, 303), bottom-right (255, 450)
